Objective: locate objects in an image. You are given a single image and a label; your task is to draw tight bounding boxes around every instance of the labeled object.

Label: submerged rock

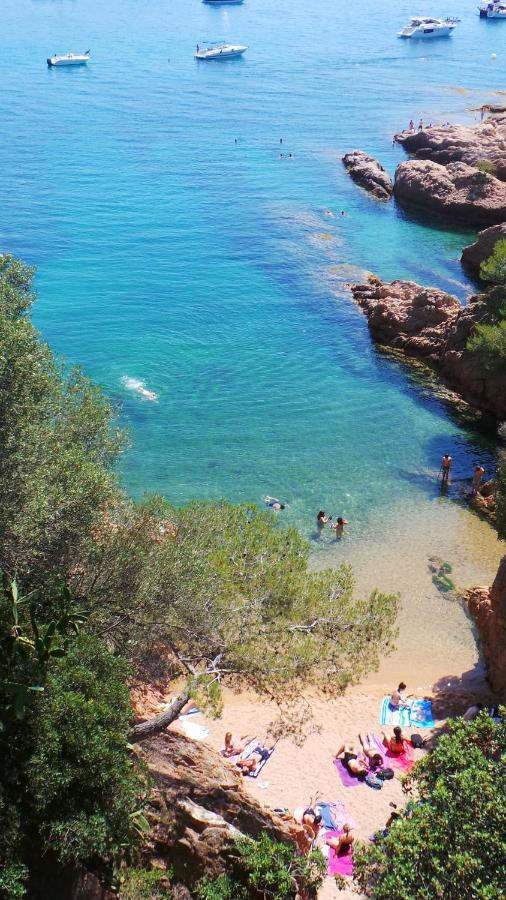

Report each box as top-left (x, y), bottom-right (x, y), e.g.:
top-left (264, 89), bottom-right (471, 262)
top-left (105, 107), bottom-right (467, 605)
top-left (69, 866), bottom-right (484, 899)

top-left (393, 159), bottom-right (506, 227)
top-left (351, 277), bottom-right (506, 419)
top-left (461, 223), bottom-right (506, 275)
top-left (394, 114), bottom-right (506, 181)
top-left (342, 150), bottom-right (393, 200)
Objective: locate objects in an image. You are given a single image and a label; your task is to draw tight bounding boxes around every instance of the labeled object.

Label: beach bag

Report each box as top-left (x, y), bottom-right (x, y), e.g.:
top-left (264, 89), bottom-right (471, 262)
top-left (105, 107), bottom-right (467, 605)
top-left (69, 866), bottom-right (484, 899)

top-left (377, 767), bottom-right (394, 780)
top-left (365, 773), bottom-right (383, 790)
top-left (411, 733), bottom-right (424, 749)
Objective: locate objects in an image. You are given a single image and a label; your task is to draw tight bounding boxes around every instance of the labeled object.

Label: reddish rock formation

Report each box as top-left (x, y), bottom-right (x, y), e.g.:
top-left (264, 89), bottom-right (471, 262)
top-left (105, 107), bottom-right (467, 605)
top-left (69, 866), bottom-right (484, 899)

top-left (351, 277), bottom-right (506, 419)
top-left (461, 223), bottom-right (506, 275)
top-left (136, 732), bottom-right (310, 886)
top-left (394, 114), bottom-right (506, 181)
top-left (467, 556), bottom-right (506, 699)
top-left (342, 150), bottom-right (393, 200)
top-left (393, 160), bottom-right (506, 227)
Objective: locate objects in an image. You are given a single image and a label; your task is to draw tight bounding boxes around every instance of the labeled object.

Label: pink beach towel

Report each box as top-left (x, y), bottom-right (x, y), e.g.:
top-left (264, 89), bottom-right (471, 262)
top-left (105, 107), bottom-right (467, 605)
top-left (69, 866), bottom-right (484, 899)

top-left (334, 758), bottom-right (363, 788)
top-left (326, 830), bottom-right (354, 877)
top-left (373, 735), bottom-right (415, 772)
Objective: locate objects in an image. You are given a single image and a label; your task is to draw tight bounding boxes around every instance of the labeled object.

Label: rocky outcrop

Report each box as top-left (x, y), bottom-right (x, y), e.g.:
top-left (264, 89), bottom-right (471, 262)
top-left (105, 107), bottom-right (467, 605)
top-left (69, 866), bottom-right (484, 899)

top-left (351, 277), bottom-right (506, 418)
top-left (137, 732), bottom-right (310, 886)
top-left (467, 556), bottom-right (506, 698)
top-left (395, 114), bottom-right (506, 181)
top-left (393, 160), bottom-right (506, 226)
top-left (342, 151), bottom-right (393, 200)
top-left (461, 223), bottom-right (506, 275)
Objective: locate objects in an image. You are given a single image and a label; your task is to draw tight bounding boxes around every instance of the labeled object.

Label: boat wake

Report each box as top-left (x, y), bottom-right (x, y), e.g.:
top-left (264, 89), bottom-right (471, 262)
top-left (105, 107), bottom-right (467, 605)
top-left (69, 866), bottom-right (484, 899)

top-left (121, 376), bottom-right (158, 402)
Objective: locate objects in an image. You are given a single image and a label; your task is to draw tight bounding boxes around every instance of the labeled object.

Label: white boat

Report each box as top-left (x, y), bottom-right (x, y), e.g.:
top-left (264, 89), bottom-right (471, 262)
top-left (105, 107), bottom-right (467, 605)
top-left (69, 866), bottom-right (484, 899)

top-left (203, 0), bottom-right (245, 4)
top-left (47, 51), bottom-right (91, 67)
top-left (479, 1), bottom-right (506, 16)
top-left (397, 17), bottom-right (458, 37)
top-left (195, 41), bottom-right (248, 59)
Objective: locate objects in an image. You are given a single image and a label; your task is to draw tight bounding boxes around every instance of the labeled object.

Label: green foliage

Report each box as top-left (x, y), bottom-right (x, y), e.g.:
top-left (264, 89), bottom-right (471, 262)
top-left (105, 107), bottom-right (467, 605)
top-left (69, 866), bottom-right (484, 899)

top-left (196, 834), bottom-right (326, 900)
top-left (116, 867), bottom-right (172, 899)
top-left (475, 160), bottom-right (498, 178)
top-left (0, 257), bottom-right (123, 584)
top-left (82, 500), bottom-right (399, 708)
top-left (496, 453), bottom-right (506, 540)
top-left (467, 319), bottom-right (506, 373)
top-left (480, 239), bottom-right (506, 286)
top-left (0, 863), bottom-right (28, 900)
top-left (353, 714), bottom-right (506, 899)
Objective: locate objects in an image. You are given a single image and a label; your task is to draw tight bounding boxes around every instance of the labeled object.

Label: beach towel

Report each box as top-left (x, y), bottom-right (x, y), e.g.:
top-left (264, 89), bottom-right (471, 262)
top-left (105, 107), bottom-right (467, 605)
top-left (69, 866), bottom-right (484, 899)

top-left (179, 718), bottom-right (209, 741)
top-left (326, 831), bottom-right (354, 877)
top-left (316, 802), bottom-right (337, 830)
top-left (221, 737), bottom-right (258, 762)
top-left (334, 758), bottom-right (363, 788)
top-left (373, 735), bottom-right (415, 773)
top-left (244, 745), bottom-right (275, 778)
top-left (380, 696), bottom-right (435, 729)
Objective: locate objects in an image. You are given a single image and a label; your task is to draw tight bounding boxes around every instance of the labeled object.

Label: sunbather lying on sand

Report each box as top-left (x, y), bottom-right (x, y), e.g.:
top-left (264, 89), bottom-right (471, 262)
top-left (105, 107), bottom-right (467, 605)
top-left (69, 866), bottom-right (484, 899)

top-left (222, 732), bottom-right (252, 758)
top-left (359, 733), bottom-right (383, 768)
top-left (326, 823), bottom-right (354, 853)
top-left (302, 810), bottom-right (323, 841)
top-left (335, 744), bottom-right (368, 777)
top-left (236, 740), bottom-right (276, 774)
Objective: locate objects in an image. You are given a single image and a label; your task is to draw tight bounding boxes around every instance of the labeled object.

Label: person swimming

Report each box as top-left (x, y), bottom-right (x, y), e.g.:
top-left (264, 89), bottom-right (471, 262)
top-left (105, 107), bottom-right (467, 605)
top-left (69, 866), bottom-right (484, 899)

top-left (264, 496), bottom-right (286, 510)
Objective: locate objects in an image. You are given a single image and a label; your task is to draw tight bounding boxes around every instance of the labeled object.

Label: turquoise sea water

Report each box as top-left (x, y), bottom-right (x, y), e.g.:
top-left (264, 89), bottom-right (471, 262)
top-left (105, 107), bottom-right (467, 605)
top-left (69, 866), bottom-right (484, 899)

top-left (1, 0), bottom-right (504, 542)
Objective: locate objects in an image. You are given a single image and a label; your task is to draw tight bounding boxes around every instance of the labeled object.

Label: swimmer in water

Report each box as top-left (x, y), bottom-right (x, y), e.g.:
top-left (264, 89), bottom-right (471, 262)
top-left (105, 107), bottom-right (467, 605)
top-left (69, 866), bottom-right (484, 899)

top-left (324, 209), bottom-right (335, 218)
top-left (263, 496), bottom-right (286, 511)
top-left (330, 516), bottom-right (348, 538)
top-left (317, 510), bottom-right (328, 528)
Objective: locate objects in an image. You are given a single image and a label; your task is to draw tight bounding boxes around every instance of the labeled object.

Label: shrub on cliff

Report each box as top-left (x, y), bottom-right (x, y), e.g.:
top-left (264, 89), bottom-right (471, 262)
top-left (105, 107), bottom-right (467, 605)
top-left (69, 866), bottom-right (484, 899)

top-left (0, 254), bottom-right (123, 584)
top-left (0, 573), bottom-right (147, 897)
top-left (353, 713), bottom-right (506, 899)
top-left (467, 241), bottom-right (506, 372)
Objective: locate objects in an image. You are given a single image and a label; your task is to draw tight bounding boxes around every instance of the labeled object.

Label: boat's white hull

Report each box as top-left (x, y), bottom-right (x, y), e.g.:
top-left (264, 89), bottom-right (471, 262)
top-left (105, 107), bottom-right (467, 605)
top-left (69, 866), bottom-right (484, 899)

top-left (47, 54), bottom-right (90, 66)
top-left (398, 26), bottom-right (454, 37)
top-left (195, 46), bottom-right (247, 59)
top-left (480, 7), bottom-right (506, 15)
top-left (203, 0), bottom-right (244, 5)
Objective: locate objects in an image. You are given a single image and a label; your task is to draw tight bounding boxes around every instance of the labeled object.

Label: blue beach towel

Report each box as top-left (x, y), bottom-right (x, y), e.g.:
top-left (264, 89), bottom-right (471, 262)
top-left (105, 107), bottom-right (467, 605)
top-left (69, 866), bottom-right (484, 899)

top-left (316, 802), bottom-right (337, 830)
top-left (380, 697), bottom-right (434, 729)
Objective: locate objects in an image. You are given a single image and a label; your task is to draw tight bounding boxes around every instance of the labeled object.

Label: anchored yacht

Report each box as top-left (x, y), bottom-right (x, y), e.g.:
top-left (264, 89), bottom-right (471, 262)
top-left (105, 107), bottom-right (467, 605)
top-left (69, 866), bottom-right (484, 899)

top-left (47, 51), bottom-right (91, 66)
top-left (195, 41), bottom-right (248, 59)
top-left (479, 1), bottom-right (506, 16)
top-left (397, 17), bottom-right (458, 37)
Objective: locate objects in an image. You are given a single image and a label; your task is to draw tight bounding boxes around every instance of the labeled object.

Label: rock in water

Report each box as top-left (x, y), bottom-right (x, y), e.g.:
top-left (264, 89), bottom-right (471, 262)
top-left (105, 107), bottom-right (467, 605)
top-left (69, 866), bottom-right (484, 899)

top-left (393, 160), bottom-right (506, 226)
top-left (461, 223), bottom-right (506, 275)
top-left (351, 277), bottom-right (506, 419)
top-left (342, 150), bottom-right (393, 200)
top-left (394, 114), bottom-right (506, 181)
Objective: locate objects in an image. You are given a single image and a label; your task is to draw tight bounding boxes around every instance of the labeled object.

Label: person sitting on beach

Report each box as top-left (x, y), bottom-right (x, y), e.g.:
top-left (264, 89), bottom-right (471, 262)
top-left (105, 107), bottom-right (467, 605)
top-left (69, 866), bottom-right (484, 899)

top-left (359, 733), bottom-right (383, 768)
top-left (382, 726), bottom-right (405, 755)
top-left (389, 682), bottom-right (412, 709)
top-left (326, 823), bottom-right (354, 854)
top-left (222, 731), bottom-right (252, 758)
top-left (236, 740), bottom-right (276, 774)
top-left (317, 510), bottom-right (328, 527)
top-left (335, 743), bottom-right (368, 777)
top-left (302, 810), bottom-right (323, 841)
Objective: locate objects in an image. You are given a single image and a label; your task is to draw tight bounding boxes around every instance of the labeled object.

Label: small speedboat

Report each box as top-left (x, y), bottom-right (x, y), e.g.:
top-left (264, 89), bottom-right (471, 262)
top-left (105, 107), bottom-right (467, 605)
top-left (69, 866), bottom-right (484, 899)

top-left (203, 0), bottom-right (245, 4)
top-left (47, 51), bottom-right (91, 67)
top-left (195, 41), bottom-right (248, 59)
top-left (397, 17), bottom-right (458, 37)
top-left (479, 1), bottom-right (506, 16)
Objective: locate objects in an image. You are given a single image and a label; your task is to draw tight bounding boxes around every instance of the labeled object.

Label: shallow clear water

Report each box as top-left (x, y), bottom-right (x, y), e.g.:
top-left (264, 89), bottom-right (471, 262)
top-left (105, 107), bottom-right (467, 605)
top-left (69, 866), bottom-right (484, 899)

top-left (1, 0), bottom-right (504, 544)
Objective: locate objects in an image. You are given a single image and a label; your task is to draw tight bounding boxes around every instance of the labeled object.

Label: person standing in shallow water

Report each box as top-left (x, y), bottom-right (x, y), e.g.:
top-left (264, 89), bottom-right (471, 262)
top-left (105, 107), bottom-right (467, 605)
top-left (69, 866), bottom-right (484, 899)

top-left (441, 454), bottom-right (452, 483)
top-left (472, 465), bottom-right (485, 497)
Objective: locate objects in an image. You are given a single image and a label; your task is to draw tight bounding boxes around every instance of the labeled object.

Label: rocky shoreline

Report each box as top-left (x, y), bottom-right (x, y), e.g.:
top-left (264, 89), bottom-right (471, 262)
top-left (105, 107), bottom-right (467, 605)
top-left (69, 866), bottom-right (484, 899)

top-left (350, 277), bottom-right (506, 420)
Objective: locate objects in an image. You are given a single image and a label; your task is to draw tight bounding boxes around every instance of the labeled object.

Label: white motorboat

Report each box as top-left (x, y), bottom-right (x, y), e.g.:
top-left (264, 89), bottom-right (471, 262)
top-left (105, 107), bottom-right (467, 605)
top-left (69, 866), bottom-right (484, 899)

top-left (203, 0), bottom-right (245, 5)
top-left (479, 1), bottom-right (506, 16)
top-left (47, 51), bottom-right (91, 67)
top-left (195, 41), bottom-right (248, 59)
top-left (397, 17), bottom-right (458, 37)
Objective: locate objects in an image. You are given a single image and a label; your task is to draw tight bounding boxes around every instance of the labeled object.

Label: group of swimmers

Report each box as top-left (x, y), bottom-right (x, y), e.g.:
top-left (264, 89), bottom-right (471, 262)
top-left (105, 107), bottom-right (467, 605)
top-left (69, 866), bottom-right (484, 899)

top-left (317, 510), bottom-right (348, 536)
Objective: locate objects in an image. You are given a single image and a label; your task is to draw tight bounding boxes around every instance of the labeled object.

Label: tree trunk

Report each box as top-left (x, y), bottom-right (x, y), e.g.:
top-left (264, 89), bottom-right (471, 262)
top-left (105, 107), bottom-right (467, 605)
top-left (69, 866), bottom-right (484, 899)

top-left (129, 687), bottom-right (191, 743)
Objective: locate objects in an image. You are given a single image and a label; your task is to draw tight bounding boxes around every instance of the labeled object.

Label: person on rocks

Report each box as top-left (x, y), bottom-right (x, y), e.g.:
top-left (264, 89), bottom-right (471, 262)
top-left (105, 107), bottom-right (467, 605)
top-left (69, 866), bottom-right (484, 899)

top-left (418, 118), bottom-right (424, 131)
top-left (472, 465), bottom-right (485, 497)
top-left (409, 119), bottom-right (415, 132)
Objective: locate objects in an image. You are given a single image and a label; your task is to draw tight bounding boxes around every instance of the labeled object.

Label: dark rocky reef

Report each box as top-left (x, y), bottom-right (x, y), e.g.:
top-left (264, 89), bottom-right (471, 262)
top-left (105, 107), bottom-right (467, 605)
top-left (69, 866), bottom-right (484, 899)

top-left (394, 114), bottom-right (506, 181)
top-left (467, 556), bottom-right (506, 699)
top-left (393, 160), bottom-right (506, 227)
top-left (461, 223), bottom-right (506, 276)
top-left (351, 277), bottom-right (506, 419)
top-left (342, 150), bottom-right (393, 200)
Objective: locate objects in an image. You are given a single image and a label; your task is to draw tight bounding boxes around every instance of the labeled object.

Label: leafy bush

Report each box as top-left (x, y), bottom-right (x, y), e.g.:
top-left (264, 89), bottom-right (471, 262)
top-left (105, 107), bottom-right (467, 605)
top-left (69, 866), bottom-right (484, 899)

top-left (475, 159), bottom-right (498, 177)
top-left (117, 867), bottom-right (172, 899)
top-left (196, 834), bottom-right (326, 900)
top-left (467, 319), bottom-right (506, 373)
top-left (480, 239), bottom-right (506, 287)
top-left (353, 713), bottom-right (506, 899)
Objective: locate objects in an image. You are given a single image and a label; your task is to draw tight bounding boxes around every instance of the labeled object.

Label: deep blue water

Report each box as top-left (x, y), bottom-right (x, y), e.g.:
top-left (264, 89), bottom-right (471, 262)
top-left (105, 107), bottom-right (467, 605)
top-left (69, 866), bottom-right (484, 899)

top-left (1, 0), bottom-right (504, 539)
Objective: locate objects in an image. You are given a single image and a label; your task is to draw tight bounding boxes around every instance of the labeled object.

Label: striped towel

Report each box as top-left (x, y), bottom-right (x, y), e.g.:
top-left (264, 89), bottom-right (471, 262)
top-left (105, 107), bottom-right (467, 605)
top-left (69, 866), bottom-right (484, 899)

top-left (380, 697), bottom-right (434, 729)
